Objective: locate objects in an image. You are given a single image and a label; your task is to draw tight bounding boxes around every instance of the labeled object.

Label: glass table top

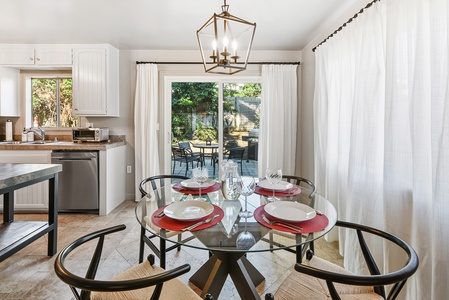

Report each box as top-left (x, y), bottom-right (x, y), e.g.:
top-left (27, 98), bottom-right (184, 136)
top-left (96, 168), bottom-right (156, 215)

top-left (135, 180), bottom-right (337, 253)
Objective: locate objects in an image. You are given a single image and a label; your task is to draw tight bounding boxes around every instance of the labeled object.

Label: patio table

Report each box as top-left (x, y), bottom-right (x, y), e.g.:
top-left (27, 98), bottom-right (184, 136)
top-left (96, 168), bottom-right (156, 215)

top-left (192, 143), bottom-right (219, 165)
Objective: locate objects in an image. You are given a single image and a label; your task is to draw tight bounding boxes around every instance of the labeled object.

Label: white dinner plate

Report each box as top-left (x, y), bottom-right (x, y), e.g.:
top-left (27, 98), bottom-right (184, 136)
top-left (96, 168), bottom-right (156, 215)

top-left (181, 179), bottom-right (215, 189)
top-left (257, 179), bottom-right (293, 191)
top-left (264, 202), bottom-right (316, 222)
top-left (163, 201), bottom-right (214, 221)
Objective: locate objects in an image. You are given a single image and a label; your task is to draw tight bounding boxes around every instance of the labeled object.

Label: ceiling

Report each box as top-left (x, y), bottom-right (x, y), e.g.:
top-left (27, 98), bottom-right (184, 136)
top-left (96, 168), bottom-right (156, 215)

top-left (0, 0), bottom-right (362, 51)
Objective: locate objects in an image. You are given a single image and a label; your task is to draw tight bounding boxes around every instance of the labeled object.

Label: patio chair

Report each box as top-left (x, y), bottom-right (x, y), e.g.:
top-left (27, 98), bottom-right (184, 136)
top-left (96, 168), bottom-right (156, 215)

top-left (262, 175), bottom-right (317, 263)
top-left (54, 224), bottom-right (212, 300)
top-left (227, 146), bottom-right (245, 175)
top-left (212, 140), bottom-right (240, 175)
top-left (171, 147), bottom-right (184, 174)
top-left (265, 220), bottom-right (418, 300)
top-left (138, 175), bottom-right (195, 268)
top-left (178, 142), bottom-right (203, 176)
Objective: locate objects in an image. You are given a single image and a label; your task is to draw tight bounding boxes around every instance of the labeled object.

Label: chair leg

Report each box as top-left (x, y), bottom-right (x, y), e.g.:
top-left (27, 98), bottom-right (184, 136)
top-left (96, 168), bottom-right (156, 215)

top-left (139, 227), bottom-right (146, 263)
top-left (265, 293), bottom-right (275, 300)
top-left (160, 238), bottom-right (166, 269)
top-left (177, 234), bottom-right (182, 251)
top-left (296, 245), bottom-right (302, 263)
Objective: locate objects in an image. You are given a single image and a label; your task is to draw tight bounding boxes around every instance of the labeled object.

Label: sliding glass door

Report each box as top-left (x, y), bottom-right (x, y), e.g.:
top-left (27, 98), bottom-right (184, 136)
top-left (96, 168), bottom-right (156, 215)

top-left (164, 76), bottom-right (261, 179)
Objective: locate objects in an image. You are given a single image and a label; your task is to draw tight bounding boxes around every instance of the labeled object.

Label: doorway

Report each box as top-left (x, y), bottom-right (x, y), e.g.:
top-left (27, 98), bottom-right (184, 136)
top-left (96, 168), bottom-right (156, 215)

top-left (164, 76), bottom-right (261, 179)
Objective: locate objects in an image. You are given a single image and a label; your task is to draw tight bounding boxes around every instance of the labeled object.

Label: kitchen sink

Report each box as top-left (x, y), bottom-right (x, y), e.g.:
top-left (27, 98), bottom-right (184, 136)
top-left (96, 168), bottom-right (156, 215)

top-left (0, 141), bottom-right (23, 145)
top-left (0, 140), bottom-right (64, 145)
top-left (26, 140), bottom-right (65, 145)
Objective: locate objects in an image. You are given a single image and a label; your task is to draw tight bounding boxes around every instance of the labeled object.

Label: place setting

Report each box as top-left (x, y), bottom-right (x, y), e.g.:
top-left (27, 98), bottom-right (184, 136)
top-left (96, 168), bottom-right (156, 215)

top-left (151, 200), bottom-right (224, 232)
top-left (151, 167), bottom-right (225, 231)
top-left (254, 201), bottom-right (329, 234)
top-left (255, 168), bottom-right (302, 199)
top-left (172, 167), bottom-right (221, 196)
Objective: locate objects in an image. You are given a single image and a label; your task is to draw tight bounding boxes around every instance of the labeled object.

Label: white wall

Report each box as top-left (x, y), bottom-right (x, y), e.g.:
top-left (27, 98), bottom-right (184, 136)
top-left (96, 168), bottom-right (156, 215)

top-left (298, 0), bottom-right (373, 180)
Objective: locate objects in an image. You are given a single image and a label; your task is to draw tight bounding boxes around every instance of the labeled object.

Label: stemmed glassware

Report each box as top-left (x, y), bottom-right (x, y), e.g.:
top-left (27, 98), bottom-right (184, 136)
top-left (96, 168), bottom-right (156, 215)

top-left (236, 218), bottom-right (256, 250)
top-left (239, 176), bottom-right (256, 218)
top-left (192, 167), bottom-right (209, 201)
top-left (266, 168), bottom-right (282, 202)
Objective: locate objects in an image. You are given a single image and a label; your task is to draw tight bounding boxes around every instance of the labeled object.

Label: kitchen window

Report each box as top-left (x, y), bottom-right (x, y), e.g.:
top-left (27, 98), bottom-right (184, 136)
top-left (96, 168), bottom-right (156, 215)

top-left (30, 77), bottom-right (78, 128)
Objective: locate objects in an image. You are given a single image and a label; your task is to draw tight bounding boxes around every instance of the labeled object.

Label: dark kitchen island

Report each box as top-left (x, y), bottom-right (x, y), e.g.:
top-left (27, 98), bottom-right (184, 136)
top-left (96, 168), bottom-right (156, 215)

top-left (0, 163), bottom-right (62, 261)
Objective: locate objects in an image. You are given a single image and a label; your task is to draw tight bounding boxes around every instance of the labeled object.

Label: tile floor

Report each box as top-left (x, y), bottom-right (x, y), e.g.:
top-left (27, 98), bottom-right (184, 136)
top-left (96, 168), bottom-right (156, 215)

top-left (0, 200), bottom-right (343, 300)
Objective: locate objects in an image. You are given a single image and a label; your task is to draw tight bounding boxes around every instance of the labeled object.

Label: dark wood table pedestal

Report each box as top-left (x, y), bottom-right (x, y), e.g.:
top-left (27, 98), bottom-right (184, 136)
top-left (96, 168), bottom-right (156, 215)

top-left (189, 251), bottom-right (265, 300)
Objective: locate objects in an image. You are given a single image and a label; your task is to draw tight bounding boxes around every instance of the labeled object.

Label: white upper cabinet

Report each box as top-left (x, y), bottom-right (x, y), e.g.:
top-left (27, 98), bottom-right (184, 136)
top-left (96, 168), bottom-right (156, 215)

top-left (0, 46), bottom-right (34, 65)
top-left (0, 45), bottom-right (73, 66)
top-left (72, 45), bottom-right (119, 116)
top-left (0, 67), bottom-right (20, 116)
top-left (35, 47), bottom-right (73, 65)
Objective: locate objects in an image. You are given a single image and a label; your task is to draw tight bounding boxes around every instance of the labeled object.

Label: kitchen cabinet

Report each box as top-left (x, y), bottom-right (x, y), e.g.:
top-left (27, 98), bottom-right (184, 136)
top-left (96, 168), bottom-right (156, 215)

top-left (0, 151), bottom-right (52, 211)
top-left (99, 146), bottom-right (126, 215)
top-left (72, 45), bottom-right (119, 116)
top-left (34, 47), bottom-right (73, 65)
top-left (0, 67), bottom-right (20, 116)
top-left (0, 45), bottom-right (72, 66)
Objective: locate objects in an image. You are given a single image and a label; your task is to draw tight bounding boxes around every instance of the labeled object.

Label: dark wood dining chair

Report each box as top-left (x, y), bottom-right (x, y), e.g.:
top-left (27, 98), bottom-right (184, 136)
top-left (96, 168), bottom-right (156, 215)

top-left (265, 220), bottom-right (419, 300)
top-left (138, 175), bottom-right (195, 268)
top-left (262, 175), bottom-right (317, 263)
top-left (54, 224), bottom-right (213, 300)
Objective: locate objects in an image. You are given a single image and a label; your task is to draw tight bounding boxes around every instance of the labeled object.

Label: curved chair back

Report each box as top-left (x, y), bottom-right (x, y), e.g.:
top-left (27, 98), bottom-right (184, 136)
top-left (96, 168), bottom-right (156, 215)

top-left (139, 175), bottom-right (189, 205)
top-left (224, 140), bottom-right (239, 150)
top-left (137, 175), bottom-right (191, 267)
top-left (269, 220), bottom-right (419, 300)
top-left (54, 225), bottom-right (202, 300)
top-left (282, 175), bottom-right (316, 198)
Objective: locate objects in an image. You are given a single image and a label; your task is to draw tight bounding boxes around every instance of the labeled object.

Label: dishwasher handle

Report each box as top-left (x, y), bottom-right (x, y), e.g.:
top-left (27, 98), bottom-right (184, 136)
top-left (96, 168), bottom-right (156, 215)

top-left (54, 158), bottom-right (95, 161)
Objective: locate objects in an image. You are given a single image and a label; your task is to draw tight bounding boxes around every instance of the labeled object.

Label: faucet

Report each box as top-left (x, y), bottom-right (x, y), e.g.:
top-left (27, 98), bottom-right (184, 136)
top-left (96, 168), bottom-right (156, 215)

top-left (27, 127), bottom-right (46, 143)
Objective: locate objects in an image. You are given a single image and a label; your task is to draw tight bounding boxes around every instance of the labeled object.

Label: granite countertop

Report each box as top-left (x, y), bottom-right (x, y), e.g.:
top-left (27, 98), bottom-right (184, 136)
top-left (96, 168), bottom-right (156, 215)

top-left (0, 163), bottom-right (62, 191)
top-left (0, 135), bottom-right (126, 151)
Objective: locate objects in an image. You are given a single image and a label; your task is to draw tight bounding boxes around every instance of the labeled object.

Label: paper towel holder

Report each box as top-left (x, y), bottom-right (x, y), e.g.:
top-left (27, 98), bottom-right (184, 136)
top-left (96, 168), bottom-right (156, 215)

top-left (6, 119), bottom-right (13, 142)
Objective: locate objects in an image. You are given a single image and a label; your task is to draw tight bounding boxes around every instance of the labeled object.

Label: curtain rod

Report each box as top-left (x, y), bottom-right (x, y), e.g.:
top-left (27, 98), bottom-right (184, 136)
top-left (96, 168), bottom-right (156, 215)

top-left (312, 0), bottom-right (380, 52)
top-left (136, 61), bottom-right (300, 65)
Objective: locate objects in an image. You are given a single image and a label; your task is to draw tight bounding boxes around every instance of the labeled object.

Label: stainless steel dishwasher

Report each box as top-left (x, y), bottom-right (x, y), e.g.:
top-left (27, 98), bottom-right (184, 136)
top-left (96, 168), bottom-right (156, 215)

top-left (51, 151), bottom-right (99, 213)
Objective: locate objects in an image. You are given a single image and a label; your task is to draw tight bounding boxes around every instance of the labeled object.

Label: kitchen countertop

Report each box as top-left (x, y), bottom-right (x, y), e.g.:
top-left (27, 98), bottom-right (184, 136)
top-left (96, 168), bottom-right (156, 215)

top-left (0, 135), bottom-right (126, 151)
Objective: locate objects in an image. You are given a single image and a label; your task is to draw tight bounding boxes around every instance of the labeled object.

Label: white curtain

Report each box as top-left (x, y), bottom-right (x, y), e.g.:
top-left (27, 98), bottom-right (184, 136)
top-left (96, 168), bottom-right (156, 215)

top-left (314, 0), bottom-right (449, 299)
top-left (134, 63), bottom-right (160, 199)
top-left (258, 65), bottom-right (298, 178)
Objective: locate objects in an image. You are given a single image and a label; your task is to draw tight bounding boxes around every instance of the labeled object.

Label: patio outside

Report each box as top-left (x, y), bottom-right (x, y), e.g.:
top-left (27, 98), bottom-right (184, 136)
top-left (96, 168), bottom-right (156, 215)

top-left (171, 82), bottom-right (261, 179)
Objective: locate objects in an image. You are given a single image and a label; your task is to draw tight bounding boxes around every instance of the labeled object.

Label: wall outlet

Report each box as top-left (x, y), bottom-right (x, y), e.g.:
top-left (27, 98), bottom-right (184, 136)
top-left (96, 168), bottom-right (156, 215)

top-left (127, 166), bottom-right (132, 174)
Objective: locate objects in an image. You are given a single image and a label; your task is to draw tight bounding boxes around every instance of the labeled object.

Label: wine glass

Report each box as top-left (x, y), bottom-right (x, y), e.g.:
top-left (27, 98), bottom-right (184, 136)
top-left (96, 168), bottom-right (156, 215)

top-left (239, 176), bottom-right (256, 218)
top-left (236, 218), bottom-right (256, 250)
top-left (192, 167), bottom-right (209, 201)
top-left (266, 168), bottom-right (282, 202)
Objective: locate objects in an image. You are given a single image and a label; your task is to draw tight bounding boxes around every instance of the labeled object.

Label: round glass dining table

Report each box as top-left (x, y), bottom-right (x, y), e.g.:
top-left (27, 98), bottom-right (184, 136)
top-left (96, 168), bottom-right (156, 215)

top-left (135, 179), bottom-right (337, 300)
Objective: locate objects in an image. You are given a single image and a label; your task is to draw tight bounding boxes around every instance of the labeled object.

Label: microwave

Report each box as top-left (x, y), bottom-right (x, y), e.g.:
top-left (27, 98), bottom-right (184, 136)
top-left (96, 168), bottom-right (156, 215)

top-left (72, 128), bottom-right (109, 142)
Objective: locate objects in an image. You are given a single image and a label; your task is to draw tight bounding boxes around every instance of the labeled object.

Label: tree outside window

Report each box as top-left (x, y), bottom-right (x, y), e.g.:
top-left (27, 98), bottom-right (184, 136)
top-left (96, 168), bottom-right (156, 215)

top-left (31, 78), bottom-right (78, 128)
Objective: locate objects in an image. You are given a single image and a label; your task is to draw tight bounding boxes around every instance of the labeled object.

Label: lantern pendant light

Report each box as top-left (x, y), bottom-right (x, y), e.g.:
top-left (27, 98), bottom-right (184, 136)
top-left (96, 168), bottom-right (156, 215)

top-left (197, 0), bottom-right (256, 75)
